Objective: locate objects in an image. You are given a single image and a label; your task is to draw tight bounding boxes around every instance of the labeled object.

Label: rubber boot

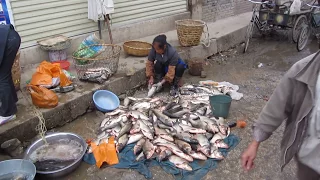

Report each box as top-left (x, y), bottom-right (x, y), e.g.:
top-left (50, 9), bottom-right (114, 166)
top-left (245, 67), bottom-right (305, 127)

top-left (170, 77), bottom-right (181, 96)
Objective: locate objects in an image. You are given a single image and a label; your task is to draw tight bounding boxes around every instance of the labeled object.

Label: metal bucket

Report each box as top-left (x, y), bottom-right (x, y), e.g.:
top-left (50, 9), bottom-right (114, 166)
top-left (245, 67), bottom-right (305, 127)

top-left (209, 95), bottom-right (232, 118)
top-left (0, 159), bottom-right (36, 180)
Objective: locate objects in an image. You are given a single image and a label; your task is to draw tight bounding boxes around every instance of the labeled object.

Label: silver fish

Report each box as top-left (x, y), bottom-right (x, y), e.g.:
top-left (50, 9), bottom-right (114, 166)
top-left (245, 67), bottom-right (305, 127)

top-left (163, 110), bottom-right (189, 118)
top-left (116, 123), bottom-right (132, 140)
top-left (134, 138), bottom-right (146, 155)
top-left (143, 139), bottom-right (155, 159)
top-left (97, 131), bottom-right (107, 139)
top-left (208, 144), bottom-right (224, 160)
top-left (157, 143), bottom-right (193, 162)
top-left (157, 122), bottom-right (174, 131)
top-left (131, 102), bottom-right (151, 111)
top-left (210, 133), bottom-right (225, 144)
top-left (138, 120), bottom-right (154, 140)
top-left (188, 151), bottom-right (207, 160)
top-left (130, 122), bottom-right (141, 134)
top-left (154, 125), bottom-right (174, 141)
top-left (127, 133), bottom-right (144, 145)
top-left (194, 134), bottom-right (210, 156)
top-left (158, 147), bottom-right (172, 161)
top-left (168, 155), bottom-right (192, 171)
top-left (179, 124), bottom-right (206, 134)
top-left (174, 139), bottom-right (192, 154)
top-left (105, 109), bottom-right (125, 117)
top-left (124, 97), bottom-right (131, 107)
top-left (152, 113), bottom-right (158, 123)
top-left (153, 137), bottom-right (175, 145)
top-left (152, 109), bottom-right (176, 126)
top-left (116, 134), bottom-right (128, 153)
top-left (147, 86), bottom-right (157, 98)
top-left (188, 118), bottom-right (207, 130)
top-left (195, 107), bottom-right (207, 116)
top-left (136, 151), bottom-right (145, 161)
top-left (174, 132), bottom-right (198, 144)
top-left (100, 118), bottom-right (110, 128)
top-left (102, 115), bottom-right (123, 130)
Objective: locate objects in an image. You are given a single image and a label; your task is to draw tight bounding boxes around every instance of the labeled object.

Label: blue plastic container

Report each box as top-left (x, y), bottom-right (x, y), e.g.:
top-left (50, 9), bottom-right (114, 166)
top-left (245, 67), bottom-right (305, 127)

top-left (93, 90), bottom-right (120, 112)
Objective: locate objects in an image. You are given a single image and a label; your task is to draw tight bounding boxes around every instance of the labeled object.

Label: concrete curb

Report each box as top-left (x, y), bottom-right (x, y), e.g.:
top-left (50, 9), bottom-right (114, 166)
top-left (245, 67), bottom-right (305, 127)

top-left (0, 21), bottom-right (248, 144)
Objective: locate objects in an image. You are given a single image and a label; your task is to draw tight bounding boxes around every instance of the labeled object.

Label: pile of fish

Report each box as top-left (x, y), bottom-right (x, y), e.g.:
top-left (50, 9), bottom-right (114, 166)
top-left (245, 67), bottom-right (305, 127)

top-left (90, 84), bottom-right (233, 171)
top-left (79, 67), bottom-right (112, 83)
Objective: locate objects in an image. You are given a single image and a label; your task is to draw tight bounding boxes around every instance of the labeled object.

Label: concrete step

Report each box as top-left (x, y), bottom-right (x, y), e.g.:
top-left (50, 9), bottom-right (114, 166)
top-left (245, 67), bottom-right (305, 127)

top-left (0, 12), bottom-right (251, 144)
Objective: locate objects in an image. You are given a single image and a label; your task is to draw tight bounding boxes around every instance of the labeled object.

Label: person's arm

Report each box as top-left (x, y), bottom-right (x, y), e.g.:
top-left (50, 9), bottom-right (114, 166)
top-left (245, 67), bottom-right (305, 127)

top-left (146, 49), bottom-right (156, 79)
top-left (163, 52), bottom-right (179, 84)
top-left (253, 72), bottom-right (295, 142)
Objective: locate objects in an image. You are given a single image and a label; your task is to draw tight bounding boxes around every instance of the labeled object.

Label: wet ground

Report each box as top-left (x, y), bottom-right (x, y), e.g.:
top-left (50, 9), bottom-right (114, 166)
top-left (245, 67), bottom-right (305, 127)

top-left (46, 36), bottom-right (319, 180)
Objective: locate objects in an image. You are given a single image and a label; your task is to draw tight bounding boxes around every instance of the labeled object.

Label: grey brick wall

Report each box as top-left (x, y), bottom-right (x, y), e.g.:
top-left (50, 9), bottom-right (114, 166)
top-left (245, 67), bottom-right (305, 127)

top-left (202, 0), bottom-right (252, 22)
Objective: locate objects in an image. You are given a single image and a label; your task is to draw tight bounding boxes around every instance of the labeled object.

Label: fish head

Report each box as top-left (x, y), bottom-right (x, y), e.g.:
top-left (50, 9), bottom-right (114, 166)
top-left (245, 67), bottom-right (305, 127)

top-left (177, 164), bottom-right (192, 171)
top-left (145, 148), bottom-right (155, 159)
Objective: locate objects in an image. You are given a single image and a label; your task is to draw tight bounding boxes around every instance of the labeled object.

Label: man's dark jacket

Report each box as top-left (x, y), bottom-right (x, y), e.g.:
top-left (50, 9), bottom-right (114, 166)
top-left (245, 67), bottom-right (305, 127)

top-left (0, 24), bottom-right (11, 67)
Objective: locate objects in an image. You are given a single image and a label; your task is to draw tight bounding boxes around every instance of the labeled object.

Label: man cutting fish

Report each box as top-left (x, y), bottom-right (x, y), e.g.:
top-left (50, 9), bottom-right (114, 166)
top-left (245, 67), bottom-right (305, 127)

top-left (146, 34), bottom-right (187, 96)
top-left (241, 52), bottom-right (320, 179)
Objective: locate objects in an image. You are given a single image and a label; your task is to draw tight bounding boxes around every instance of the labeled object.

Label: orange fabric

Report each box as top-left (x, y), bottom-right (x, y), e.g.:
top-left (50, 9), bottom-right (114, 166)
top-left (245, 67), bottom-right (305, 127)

top-left (146, 61), bottom-right (154, 78)
top-left (27, 85), bottom-right (58, 108)
top-left (30, 61), bottom-right (72, 87)
top-left (164, 65), bottom-right (175, 83)
top-left (91, 136), bottom-right (119, 168)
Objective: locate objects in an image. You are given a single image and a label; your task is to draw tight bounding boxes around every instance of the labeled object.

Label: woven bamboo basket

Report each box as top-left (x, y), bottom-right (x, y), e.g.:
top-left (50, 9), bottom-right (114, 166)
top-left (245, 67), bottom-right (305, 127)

top-left (37, 35), bottom-right (71, 51)
top-left (11, 51), bottom-right (21, 91)
top-left (72, 44), bottom-right (121, 77)
top-left (123, 41), bottom-right (152, 57)
top-left (175, 19), bottom-right (206, 47)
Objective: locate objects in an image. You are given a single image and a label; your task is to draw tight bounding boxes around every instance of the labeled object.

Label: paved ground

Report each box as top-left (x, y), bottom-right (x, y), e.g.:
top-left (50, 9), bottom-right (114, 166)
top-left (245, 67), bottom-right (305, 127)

top-left (33, 36), bottom-right (320, 179)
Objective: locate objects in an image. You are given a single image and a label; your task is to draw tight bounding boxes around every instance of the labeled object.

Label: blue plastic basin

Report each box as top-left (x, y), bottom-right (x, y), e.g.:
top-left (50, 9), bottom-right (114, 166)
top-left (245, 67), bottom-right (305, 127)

top-left (93, 90), bottom-right (120, 112)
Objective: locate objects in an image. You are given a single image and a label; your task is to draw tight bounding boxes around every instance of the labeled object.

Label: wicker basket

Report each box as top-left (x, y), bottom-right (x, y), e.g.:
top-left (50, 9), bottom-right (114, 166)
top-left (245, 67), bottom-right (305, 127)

top-left (11, 51), bottom-right (21, 91)
top-left (72, 44), bottom-right (121, 77)
top-left (123, 41), bottom-right (152, 57)
top-left (175, 19), bottom-right (206, 47)
top-left (37, 35), bottom-right (71, 51)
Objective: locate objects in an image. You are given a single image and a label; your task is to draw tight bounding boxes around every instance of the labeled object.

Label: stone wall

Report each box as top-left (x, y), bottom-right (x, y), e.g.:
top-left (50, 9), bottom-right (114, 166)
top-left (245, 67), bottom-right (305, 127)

top-left (202, 0), bottom-right (252, 22)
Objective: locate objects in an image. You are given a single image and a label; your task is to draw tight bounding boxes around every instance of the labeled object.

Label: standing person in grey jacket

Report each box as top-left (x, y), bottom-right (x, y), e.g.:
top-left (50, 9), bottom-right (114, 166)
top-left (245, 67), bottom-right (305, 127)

top-left (0, 24), bottom-right (21, 126)
top-left (241, 51), bottom-right (320, 179)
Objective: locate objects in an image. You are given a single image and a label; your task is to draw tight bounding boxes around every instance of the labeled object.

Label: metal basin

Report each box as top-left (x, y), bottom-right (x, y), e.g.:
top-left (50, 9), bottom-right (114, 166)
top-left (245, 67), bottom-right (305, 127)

top-left (24, 132), bottom-right (87, 178)
top-left (0, 159), bottom-right (36, 180)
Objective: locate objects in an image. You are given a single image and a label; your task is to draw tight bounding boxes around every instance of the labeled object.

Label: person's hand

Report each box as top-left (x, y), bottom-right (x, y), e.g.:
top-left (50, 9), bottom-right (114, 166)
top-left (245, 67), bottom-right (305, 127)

top-left (241, 140), bottom-right (260, 171)
top-left (154, 82), bottom-right (163, 92)
top-left (148, 76), bottom-right (154, 89)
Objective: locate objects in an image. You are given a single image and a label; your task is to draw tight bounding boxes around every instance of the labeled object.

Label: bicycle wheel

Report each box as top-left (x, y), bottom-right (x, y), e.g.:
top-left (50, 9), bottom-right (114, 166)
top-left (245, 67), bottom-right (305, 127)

top-left (292, 15), bottom-right (308, 43)
top-left (296, 24), bottom-right (310, 51)
top-left (243, 20), bottom-right (254, 53)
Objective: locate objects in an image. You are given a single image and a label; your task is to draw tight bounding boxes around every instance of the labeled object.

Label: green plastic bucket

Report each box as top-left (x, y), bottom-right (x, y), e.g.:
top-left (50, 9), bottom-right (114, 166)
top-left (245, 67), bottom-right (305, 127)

top-left (209, 95), bottom-right (232, 118)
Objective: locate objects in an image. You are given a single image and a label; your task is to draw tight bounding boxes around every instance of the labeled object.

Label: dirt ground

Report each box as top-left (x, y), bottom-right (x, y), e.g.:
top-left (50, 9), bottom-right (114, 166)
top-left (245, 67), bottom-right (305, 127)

top-left (47, 36), bottom-right (318, 180)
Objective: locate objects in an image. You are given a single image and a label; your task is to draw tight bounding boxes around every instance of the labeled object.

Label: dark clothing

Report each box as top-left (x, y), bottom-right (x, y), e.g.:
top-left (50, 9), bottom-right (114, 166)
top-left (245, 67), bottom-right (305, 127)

top-left (296, 158), bottom-right (320, 180)
top-left (154, 60), bottom-right (186, 79)
top-left (146, 43), bottom-right (186, 83)
top-left (147, 43), bottom-right (180, 66)
top-left (0, 24), bottom-right (11, 67)
top-left (0, 25), bottom-right (21, 117)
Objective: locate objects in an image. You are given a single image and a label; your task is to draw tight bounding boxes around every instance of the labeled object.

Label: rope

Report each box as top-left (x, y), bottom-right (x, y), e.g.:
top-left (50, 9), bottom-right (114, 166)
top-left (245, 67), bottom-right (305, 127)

top-left (20, 89), bottom-right (48, 144)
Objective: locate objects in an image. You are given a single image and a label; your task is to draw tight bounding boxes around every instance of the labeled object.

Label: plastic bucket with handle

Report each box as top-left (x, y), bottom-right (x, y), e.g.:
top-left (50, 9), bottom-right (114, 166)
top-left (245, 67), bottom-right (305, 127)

top-left (209, 95), bottom-right (232, 118)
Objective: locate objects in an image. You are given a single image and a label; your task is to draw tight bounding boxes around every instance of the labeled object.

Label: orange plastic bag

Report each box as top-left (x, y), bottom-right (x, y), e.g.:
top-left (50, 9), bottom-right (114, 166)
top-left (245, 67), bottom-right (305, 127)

top-left (30, 61), bottom-right (72, 87)
top-left (91, 136), bottom-right (119, 168)
top-left (27, 85), bottom-right (58, 108)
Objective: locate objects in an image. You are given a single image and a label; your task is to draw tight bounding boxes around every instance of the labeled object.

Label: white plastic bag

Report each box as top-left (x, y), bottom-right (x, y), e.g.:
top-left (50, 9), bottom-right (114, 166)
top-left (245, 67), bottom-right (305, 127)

top-left (290, 0), bottom-right (301, 15)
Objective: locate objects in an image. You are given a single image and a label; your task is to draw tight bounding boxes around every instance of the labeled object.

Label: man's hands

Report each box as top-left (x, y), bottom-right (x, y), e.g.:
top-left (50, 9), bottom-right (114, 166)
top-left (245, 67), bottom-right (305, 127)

top-left (241, 140), bottom-right (260, 171)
